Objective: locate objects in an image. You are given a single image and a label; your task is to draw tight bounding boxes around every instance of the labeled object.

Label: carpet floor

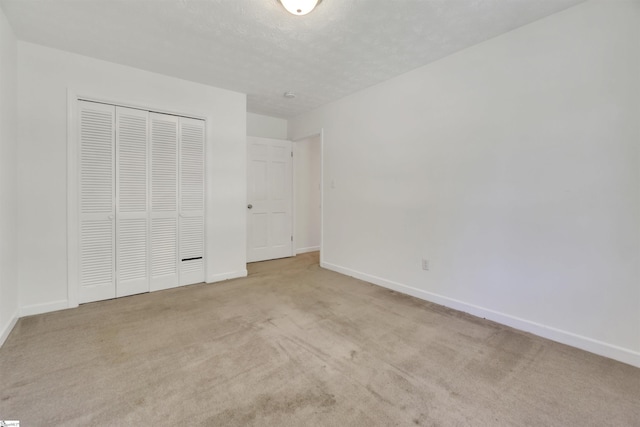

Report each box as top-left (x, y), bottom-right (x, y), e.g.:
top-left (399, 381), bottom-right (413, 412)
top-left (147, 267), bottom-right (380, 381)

top-left (1, 252), bottom-right (639, 426)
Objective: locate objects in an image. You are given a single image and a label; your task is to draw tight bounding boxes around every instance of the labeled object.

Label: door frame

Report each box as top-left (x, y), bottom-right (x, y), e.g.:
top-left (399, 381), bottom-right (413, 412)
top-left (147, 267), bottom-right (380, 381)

top-left (292, 130), bottom-right (324, 265)
top-left (66, 89), bottom-right (208, 308)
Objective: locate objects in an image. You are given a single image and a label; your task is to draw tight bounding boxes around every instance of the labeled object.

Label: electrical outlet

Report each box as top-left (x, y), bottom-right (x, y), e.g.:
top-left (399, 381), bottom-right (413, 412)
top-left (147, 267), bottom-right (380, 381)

top-left (421, 258), bottom-right (429, 271)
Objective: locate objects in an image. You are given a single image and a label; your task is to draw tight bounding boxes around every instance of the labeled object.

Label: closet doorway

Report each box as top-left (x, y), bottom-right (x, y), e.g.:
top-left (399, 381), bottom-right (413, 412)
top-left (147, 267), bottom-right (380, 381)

top-left (70, 100), bottom-right (205, 304)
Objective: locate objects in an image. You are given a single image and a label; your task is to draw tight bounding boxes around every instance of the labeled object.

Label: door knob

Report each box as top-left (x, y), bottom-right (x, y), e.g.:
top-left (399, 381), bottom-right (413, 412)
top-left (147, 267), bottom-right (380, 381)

top-left (247, 204), bottom-right (253, 209)
top-left (108, 215), bottom-right (114, 220)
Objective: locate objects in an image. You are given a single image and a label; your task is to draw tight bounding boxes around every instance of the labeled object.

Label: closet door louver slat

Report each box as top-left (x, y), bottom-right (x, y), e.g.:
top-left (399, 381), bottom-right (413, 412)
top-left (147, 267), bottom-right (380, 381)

top-left (180, 216), bottom-right (204, 273)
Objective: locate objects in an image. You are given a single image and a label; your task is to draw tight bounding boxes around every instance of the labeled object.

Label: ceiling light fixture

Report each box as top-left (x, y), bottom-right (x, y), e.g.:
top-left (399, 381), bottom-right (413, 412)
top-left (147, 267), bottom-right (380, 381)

top-left (283, 91), bottom-right (297, 99)
top-left (278, 0), bottom-right (321, 16)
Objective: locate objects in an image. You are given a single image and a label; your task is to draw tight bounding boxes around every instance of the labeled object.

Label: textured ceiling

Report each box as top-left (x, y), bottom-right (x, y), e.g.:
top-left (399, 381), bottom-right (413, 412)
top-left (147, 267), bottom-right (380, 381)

top-left (1, 0), bottom-right (584, 118)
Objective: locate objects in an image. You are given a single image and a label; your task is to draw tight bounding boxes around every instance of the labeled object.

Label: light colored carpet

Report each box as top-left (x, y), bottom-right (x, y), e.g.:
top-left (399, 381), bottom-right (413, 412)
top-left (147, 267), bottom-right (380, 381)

top-left (1, 252), bottom-right (639, 426)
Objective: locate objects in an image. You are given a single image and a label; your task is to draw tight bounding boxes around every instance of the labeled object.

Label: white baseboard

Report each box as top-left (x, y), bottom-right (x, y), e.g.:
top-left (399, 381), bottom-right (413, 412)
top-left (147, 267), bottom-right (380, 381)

top-left (20, 300), bottom-right (70, 317)
top-left (321, 261), bottom-right (640, 369)
top-left (17, 272), bottom-right (248, 318)
top-left (0, 310), bottom-right (19, 347)
top-left (206, 269), bottom-right (247, 284)
top-left (296, 246), bottom-right (320, 254)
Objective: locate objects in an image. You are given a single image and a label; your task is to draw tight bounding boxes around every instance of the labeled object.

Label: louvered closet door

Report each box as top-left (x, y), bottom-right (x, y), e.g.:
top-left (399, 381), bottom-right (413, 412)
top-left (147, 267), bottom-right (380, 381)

top-left (149, 113), bottom-right (179, 291)
top-left (179, 117), bottom-right (205, 286)
top-left (115, 107), bottom-right (150, 297)
top-left (78, 101), bottom-right (116, 303)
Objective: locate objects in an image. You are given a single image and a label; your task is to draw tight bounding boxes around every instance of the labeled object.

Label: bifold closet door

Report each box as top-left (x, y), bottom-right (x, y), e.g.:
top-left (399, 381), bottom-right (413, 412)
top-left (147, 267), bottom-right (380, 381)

top-left (148, 113), bottom-right (206, 290)
top-left (78, 101), bottom-right (116, 303)
top-left (115, 106), bottom-right (150, 297)
top-left (150, 113), bottom-right (179, 291)
top-left (78, 102), bottom-right (151, 302)
top-left (179, 117), bottom-right (205, 286)
top-left (78, 101), bottom-right (205, 303)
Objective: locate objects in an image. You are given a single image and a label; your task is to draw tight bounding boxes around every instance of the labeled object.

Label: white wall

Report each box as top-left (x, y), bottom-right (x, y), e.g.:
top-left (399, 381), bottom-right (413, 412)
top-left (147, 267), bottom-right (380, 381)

top-left (289, 0), bottom-right (640, 367)
top-left (247, 112), bottom-right (287, 139)
top-left (17, 42), bottom-right (247, 315)
top-left (0, 6), bottom-right (19, 345)
top-left (295, 135), bottom-right (321, 253)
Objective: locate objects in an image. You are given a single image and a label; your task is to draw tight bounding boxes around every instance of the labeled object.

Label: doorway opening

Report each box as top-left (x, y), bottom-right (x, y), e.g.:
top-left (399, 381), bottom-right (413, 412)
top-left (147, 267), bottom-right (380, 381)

top-left (293, 134), bottom-right (322, 258)
top-left (246, 131), bottom-right (323, 266)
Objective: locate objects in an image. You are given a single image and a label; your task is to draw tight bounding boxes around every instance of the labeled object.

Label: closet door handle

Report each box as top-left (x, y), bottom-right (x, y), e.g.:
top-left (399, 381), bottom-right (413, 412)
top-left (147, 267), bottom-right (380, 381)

top-left (108, 215), bottom-right (114, 220)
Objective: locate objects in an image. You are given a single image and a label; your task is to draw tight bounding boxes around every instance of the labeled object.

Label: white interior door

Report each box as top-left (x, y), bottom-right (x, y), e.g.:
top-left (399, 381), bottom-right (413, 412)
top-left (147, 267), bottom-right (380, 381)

top-left (179, 117), bottom-right (205, 285)
top-left (149, 113), bottom-right (179, 291)
top-left (247, 136), bottom-right (293, 263)
top-left (78, 101), bottom-right (116, 303)
top-left (115, 106), bottom-right (150, 297)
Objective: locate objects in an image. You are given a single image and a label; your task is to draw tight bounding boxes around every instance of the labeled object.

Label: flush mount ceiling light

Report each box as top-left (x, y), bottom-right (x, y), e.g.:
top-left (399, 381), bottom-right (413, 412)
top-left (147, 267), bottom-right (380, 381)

top-left (283, 91), bottom-right (297, 99)
top-left (278, 0), bottom-right (322, 16)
